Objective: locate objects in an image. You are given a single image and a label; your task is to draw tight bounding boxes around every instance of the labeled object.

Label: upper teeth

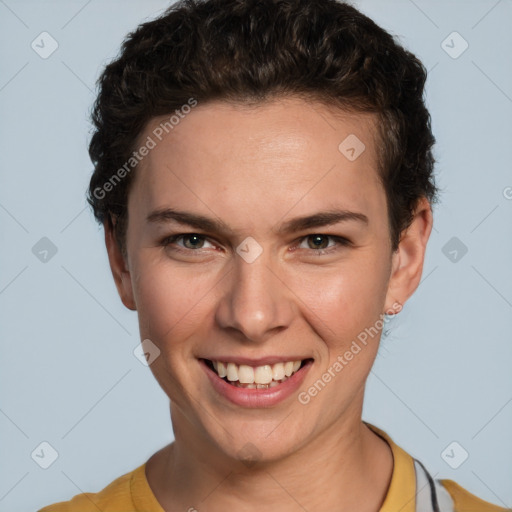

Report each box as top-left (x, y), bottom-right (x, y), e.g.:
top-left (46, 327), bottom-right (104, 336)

top-left (212, 360), bottom-right (302, 384)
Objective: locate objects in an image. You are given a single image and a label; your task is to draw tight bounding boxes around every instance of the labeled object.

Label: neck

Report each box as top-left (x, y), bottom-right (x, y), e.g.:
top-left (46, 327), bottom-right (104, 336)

top-left (146, 403), bottom-right (393, 511)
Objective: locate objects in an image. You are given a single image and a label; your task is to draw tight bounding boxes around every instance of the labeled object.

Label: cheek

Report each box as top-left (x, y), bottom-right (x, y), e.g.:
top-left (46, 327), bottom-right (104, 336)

top-left (296, 257), bottom-right (390, 381)
top-left (302, 269), bottom-right (388, 408)
top-left (131, 256), bottom-right (211, 343)
top-left (302, 257), bottom-right (389, 326)
top-left (130, 259), bottom-right (213, 402)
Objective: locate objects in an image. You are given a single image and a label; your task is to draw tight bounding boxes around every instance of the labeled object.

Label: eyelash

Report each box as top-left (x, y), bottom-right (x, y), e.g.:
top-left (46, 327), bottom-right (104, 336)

top-left (160, 233), bottom-right (351, 256)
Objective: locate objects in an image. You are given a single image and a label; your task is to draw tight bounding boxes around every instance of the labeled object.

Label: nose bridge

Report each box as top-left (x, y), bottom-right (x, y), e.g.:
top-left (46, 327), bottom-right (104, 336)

top-left (216, 242), bottom-right (293, 342)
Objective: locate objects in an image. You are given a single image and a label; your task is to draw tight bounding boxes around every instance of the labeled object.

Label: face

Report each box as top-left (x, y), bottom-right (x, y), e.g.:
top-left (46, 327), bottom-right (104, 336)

top-left (106, 97), bottom-right (430, 463)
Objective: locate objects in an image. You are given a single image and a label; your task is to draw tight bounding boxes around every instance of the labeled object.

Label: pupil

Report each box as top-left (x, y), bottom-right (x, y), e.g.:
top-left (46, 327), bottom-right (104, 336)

top-left (186, 234), bottom-right (203, 248)
top-left (310, 235), bottom-right (327, 248)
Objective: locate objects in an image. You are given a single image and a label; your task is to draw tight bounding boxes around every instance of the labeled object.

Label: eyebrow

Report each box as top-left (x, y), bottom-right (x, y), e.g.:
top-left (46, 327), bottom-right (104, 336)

top-left (146, 208), bottom-right (369, 236)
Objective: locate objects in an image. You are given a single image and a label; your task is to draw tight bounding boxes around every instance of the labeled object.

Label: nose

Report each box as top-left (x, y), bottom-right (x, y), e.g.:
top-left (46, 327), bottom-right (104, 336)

top-left (215, 246), bottom-right (295, 344)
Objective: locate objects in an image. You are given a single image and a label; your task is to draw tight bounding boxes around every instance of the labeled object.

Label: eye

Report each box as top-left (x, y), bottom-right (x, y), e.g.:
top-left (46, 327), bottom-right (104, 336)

top-left (296, 234), bottom-right (350, 255)
top-left (161, 233), bottom-right (216, 252)
top-left (161, 233), bottom-right (351, 257)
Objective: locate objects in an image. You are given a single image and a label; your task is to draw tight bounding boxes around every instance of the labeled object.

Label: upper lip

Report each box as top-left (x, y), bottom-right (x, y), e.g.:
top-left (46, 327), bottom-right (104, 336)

top-left (200, 356), bottom-right (312, 366)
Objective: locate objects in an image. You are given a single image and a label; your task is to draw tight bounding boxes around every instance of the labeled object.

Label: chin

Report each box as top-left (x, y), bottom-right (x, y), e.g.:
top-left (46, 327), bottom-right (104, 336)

top-left (201, 414), bottom-right (313, 467)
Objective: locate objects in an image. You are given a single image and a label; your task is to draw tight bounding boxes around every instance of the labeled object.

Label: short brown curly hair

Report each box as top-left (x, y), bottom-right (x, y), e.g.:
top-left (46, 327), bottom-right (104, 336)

top-left (87, 0), bottom-right (438, 255)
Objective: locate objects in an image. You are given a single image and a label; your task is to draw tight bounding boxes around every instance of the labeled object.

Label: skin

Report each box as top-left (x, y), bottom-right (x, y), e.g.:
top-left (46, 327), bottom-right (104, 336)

top-left (104, 96), bottom-right (433, 511)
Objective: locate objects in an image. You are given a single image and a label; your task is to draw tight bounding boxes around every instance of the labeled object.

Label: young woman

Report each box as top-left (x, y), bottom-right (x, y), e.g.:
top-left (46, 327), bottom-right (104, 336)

top-left (39, 0), bottom-right (509, 510)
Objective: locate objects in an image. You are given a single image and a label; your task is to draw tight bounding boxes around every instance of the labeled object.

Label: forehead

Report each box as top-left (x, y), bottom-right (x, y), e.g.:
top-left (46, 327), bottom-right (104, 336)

top-left (128, 97), bottom-right (384, 228)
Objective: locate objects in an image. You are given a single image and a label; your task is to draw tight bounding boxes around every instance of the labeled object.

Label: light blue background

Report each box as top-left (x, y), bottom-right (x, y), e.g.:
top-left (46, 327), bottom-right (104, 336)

top-left (1, 0), bottom-right (511, 510)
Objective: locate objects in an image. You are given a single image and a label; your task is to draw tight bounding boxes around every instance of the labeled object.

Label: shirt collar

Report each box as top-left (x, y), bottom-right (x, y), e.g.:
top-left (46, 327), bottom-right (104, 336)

top-left (365, 421), bottom-right (418, 512)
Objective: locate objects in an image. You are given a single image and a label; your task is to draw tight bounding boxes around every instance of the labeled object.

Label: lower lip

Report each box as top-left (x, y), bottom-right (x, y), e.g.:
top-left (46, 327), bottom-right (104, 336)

top-left (201, 359), bottom-right (312, 408)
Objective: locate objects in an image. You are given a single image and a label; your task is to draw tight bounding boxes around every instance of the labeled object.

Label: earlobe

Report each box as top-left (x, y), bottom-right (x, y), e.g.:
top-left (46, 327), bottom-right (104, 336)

top-left (384, 197), bottom-right (433, 312)
top-left (103, 218), bottom-right (137, 311)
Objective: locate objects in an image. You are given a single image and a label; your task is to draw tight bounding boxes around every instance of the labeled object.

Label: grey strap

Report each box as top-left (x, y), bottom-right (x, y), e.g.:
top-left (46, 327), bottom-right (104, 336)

top-left (413, 459), bottom-right (455, 512)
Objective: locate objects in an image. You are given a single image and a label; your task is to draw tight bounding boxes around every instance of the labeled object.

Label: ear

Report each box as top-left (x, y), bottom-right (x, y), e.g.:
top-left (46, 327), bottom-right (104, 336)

top-left (104, 217), bottom-right (137, 311)
top-left (384, 196), bottom-right (433, 312)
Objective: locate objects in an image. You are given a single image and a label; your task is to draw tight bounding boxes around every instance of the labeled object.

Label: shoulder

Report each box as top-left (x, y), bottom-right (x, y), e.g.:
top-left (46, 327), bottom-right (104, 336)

top-left (365, 421), bottom-right (509, 512)
top-left (37, 465), bottom-right (143, 512)
top-left (439, 478), bottom-right (511, 512)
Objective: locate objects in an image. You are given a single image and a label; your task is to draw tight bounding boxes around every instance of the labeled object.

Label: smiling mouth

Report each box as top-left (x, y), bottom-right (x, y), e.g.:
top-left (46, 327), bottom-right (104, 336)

top-left (203, 358), bottom-right (313, 389)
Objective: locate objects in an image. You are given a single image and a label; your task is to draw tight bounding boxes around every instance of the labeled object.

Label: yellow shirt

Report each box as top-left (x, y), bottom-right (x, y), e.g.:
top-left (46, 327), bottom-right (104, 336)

top-left (38, 423), bottom-right (510, 512)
